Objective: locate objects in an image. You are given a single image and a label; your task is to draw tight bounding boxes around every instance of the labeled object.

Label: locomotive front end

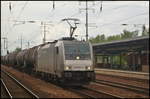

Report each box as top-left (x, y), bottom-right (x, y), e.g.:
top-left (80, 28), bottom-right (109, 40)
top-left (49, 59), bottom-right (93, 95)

top-left (62, 41), bottom-right (95, 85)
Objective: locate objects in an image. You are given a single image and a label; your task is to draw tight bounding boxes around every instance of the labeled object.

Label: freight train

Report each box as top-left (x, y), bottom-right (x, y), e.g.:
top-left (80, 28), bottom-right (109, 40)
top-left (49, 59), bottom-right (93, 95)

top-left (1, 37), bottom-right (95, 86)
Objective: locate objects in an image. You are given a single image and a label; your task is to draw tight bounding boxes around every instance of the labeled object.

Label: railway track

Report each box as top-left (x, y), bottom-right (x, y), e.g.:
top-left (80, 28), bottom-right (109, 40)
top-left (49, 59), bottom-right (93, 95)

top-left (1, 70), bottom-right (39, 98)
top-left (1, 79), bottom-right (12, 98)
top-left (96, 73), bottom-right (149, 90)
top-left (95, 79), bottom-right (149, 95)
top-left (95, 68), bottom-right (149, 80)
top-left (67, 86), bottom-right (123, 98)
top-left (96, 73), bottom-right (149, 84)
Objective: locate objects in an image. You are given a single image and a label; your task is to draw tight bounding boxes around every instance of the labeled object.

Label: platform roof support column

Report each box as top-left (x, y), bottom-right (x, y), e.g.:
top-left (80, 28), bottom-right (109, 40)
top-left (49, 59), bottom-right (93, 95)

top-left (120, 54), bottom-right (122, 69)
top-left (110, 55), bottom-right (113, 69)
top-left (138, 51), bottom-right (142, 71)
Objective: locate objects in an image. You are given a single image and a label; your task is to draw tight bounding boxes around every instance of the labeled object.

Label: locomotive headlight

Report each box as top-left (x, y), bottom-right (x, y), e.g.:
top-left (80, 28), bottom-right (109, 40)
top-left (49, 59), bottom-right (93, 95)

top-left (65, 66), bottom-right (69, 70)
top-left (65, 66), bottom-right (71, 70)
top-left (86, 66), bottom-right (91, 70)
top-left (87, 66), bottom-right (91, 70)
top-left (76, 56), bottom-right (80, 60)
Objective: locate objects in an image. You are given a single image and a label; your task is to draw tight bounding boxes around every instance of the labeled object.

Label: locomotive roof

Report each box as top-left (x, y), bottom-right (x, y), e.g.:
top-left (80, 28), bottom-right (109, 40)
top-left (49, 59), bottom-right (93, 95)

top-left (62, 40), bottom-right (88, 44)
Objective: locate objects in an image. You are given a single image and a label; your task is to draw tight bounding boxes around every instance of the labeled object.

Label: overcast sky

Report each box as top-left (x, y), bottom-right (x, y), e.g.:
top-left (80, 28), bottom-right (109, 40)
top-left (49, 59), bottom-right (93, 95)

top-left (1, 1), bottom-right (149, 55)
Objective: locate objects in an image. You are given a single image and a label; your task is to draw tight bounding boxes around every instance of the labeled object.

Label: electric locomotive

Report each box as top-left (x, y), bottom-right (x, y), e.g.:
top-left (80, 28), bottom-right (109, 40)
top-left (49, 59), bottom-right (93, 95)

top-left (36, 37), bottom-right (95, 85)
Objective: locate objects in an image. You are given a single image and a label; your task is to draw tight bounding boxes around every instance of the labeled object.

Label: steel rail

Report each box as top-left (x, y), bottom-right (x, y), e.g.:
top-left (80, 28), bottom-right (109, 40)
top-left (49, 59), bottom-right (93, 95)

top-left (82, 86), bottom-right (124, 98)
top-left (68, 86), bottom-right (123, 98)
top-left (95, 68), bottom-right (149, 75)
top-left (1, 79), bottom-right (13, 99)
top-left (95, 79), bottom-right (149, 95)
top-left (67, 87), bottom-right (97, 98)
top-left (95, 69), bottom-right (149, 80)
top-left (2, 70), bottom-right (39, 98)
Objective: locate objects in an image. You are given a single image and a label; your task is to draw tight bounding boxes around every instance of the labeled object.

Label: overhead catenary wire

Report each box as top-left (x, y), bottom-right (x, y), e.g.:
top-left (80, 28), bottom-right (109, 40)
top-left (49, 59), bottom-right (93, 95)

top-left (70, 1), bottom-right (102, 17)
top-left (91, 12), bottom-right (149, 36)
top-left (98, 12), bottom-right (149, 28)
top-left (45, 2), bottom-right (67, 20)
top-left (5, 2), bottom-right (28, 37)
top-left (17, 1), bottom-right (28, 19)
top-left (13, 1), bottom-right (28, 26)
top-left (54, 1), bottom-right (102, 29)
top-left (8, 25), bottom-right (41, 50)
top-left (4, 1), bottom-right (14, 36)
top-left (92, 11), bottom-right (148, 27)
top-left (70, 2), bottom-right (130, 23)
top-left (66, 2), bottom-right (130, 32)
top-left (51, 1), bottom-right (148, 40)
top-left (46, 1), bottom-right (101, 26)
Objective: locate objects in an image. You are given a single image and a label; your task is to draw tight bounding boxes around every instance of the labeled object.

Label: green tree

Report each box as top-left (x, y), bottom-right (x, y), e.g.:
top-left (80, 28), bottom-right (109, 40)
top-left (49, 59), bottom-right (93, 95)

top-left (89, 34), bottom-right (106, 43)
top-left (107, 35), bottom-right (121, 42)
top-left (121, 29), bottom-right (138, 39)
top-left (89, 29), bottom-right (140, 44)
top-left (14, 47), bottom-right (21, 52)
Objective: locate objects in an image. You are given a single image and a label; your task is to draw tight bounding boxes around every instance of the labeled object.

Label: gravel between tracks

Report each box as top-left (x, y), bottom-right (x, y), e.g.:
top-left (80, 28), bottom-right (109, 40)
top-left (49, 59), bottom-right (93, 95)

top-left (1, 65), bottom-right (84, 98)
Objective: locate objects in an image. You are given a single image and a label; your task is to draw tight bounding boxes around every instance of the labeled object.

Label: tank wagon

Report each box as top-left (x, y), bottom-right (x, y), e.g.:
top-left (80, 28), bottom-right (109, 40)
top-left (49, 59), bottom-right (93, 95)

top-left (23, 43), bottom-right (47, 72)
top-left (2, 54), bottom-right (9, 65)
top-left (7, 51), bottom-right (18, 66)
top-left (16, 49), bottom-right (28, 67)
top-left (2, 37), bottom-right (95, 86)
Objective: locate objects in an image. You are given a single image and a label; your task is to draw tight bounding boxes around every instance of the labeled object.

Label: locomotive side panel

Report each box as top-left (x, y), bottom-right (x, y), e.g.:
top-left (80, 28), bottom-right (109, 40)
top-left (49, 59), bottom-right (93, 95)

top-left (36, 43), bottom-right (56, 74)
top-left (55, 41), bottom-right (65, 78)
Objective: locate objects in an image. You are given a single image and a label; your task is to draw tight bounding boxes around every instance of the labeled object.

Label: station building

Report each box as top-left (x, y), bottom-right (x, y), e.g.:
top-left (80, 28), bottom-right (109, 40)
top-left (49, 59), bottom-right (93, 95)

top-left (92, 36), bottom-right (149, 73)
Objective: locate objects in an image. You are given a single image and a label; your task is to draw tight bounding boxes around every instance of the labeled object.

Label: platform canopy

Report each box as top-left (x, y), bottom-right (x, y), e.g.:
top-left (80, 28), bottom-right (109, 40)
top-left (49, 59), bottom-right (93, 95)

top-left (92, 36), bottom-right (149, 55)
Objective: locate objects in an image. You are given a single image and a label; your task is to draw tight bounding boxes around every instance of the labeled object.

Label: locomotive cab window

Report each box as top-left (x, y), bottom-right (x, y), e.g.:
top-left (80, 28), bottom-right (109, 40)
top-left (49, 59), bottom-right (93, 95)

top-left (64, 43), bottom-right (91, 60)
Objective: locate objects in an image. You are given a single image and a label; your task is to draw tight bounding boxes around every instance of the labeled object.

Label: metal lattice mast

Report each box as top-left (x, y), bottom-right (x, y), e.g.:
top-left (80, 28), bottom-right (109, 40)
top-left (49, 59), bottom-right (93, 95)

top-left (86, 0), bottom-right (88, 41)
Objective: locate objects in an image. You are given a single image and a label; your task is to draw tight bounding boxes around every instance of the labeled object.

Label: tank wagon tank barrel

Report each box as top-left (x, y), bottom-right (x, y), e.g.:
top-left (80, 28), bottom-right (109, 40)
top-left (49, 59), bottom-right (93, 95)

top-left (16, 49), bottom-right (28, 67)
top-left (23, 43), bottom-right (48, 71)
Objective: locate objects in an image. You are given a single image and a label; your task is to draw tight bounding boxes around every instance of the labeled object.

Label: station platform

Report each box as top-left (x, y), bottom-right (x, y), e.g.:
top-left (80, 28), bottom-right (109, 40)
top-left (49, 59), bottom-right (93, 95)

top-left (95, 68), bottom-right (149, 80)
